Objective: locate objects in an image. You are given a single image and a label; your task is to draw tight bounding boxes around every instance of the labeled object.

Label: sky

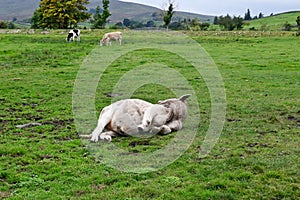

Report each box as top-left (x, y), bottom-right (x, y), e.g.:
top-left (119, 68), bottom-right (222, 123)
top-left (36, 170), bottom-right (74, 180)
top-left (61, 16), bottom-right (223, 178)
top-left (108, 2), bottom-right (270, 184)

top-left (121, 0), bottom-right (300, 16)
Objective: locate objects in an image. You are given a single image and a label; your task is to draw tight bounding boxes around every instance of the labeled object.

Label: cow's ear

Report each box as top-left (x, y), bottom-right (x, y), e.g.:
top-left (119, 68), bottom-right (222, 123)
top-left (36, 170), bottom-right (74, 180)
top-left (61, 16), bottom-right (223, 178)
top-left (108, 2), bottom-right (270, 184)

top-left (179, 94), bottom-right (191, 102)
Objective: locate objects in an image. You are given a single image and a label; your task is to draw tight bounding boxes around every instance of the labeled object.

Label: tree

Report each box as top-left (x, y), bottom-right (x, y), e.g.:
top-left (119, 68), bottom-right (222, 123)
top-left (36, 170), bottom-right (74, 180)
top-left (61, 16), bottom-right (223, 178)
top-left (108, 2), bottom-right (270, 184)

top-left (0, 20), bottom-right (8, 28)
top-left (0, 21), bottom-right (16, 29)
top-left (101, 0), bottom-right (111, 27)
top-left (244, 9), bottom-right (252, 20)
top-left (7, 22), bottom-right (16, 29)
top-left (219, 15), bottom-right (235, 31)
top-left (90, 5), bottom-right (102, 28)
top-left (90, 0), bottom-right (111, 29)
top-left (163, 0), bottom-right (175, 30)
top-left (123, 18), bottom-right (131, 27)
top-left (146, 20), bottom-right (155, 27)
top-left (199, 22), bottom-right (210, 31)
top-left (296, 16), bottom-right (300, 36)
top-left (213, 16), bottom-right (219, 25)
top-left (218, 15), bottom-right (243, 31)
top-left (258, 12), bottom-right (264, 19)
top-left (283, 21), bottom-right (292, 31)
top-left (31, 10), bottom-right (40, 29)
top-left (191, 18), bottom-right (200, 27)
top-left (33, 0), bottom-right (91, 29)
top-left (296, 16), bottom-right (300, 29)
top-left (168, 21), bottom-right (185, 30)
top-left (233, 16), bottom-right (243, 30)
top-left (113, 22), bottom-right (123, 29)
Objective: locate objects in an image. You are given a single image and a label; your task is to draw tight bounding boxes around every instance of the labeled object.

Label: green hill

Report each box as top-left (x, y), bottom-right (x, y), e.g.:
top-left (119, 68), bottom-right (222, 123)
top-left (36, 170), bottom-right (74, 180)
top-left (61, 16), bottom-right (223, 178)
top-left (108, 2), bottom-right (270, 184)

top-left (0, 0), bottom-right (37, 21)
top-left (0, 0), bottom-right (214, 24)
top-left (243, 11), bottom-right (300, 31)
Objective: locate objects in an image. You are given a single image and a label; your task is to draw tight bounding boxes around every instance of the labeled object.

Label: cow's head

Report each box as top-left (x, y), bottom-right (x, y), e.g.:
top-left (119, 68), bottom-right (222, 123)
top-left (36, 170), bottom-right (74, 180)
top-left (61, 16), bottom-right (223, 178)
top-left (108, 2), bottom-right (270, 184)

top-left (66, 32), bottom-right (73, 42)
top-left (158, 94), bottom-right (191, 121)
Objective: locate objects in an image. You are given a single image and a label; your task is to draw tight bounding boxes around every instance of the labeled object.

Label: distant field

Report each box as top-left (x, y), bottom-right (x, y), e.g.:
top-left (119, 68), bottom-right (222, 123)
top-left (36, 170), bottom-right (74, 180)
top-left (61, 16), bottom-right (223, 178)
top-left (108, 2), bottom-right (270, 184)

top-left (2, 10), bottom-right (300, 31)
top-left (243, 11), bottom-right (300, 31)
top-left (0, 30), bottom-right (299, 199)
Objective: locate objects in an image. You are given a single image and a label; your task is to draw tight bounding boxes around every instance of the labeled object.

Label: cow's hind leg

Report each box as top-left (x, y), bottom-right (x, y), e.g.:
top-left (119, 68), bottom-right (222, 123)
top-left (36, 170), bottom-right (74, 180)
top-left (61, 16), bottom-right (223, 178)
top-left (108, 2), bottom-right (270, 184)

top-left (90, 107), bottom-right (112, 142)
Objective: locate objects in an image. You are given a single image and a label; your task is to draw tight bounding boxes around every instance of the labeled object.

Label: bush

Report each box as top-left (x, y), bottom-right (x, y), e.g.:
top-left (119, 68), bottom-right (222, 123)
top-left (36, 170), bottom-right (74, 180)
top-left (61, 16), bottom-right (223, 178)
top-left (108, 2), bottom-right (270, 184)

top-left (199, 22), bottom-right (210, 31)
top-left (0, 20), bottom-right (8, 28)
top-left (7, 22), bottom-right (16, 29)
top-left (168, 21), bottom-right (186, 30)
top-left (0, 21), bottom-right (16, 29)
top-left (283, 21), bottom-right (292, 31)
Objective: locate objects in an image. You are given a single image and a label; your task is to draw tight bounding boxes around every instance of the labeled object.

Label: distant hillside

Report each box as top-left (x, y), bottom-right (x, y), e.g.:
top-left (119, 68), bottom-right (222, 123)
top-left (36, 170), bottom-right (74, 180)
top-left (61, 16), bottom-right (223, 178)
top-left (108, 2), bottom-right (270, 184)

top-left (0, 0), bottom-right (214, 24)
top-left (243, 11), bottom-right (300, 31)
top-left (99, 0), bottom-right (214, 23)
top-left (0, 0), bottom-right (38, 21)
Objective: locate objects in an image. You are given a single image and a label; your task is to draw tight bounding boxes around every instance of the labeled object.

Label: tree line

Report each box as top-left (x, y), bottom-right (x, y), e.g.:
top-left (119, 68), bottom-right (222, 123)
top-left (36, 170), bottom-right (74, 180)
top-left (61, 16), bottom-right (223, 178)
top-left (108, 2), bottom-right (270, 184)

top-left (29, 0), bottom-right (243, 31)
top-left (29, 1), bottom-right (264, 31)
top-left (30, 0), bottom-right (175, 29)
top-left (212, 9), bottom-right (264, 31)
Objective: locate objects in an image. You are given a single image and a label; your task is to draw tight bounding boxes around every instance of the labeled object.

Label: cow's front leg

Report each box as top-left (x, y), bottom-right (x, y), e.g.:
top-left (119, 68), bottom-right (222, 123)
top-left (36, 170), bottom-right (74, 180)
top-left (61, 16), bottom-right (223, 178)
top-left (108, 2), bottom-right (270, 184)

top-left (166, 120), bottom-right (182, 131)
top-left (148, 125), bottom-right (171, 135)
top-left (159, 125), bottom-right (172, 135)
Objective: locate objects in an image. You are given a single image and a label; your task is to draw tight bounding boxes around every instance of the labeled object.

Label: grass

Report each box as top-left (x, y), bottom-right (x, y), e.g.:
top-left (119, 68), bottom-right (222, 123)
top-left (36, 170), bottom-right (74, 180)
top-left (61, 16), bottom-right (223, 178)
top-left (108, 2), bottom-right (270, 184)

top-left (243, 11), bottom-right (300, 31)
top-left (0, 30), bottom-right (299, 199)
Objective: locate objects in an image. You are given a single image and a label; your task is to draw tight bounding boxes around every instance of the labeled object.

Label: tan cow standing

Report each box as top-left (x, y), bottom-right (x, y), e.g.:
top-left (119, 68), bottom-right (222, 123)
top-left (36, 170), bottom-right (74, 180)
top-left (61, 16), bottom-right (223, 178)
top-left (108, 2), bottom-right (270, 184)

top-left (100, 31), bottom-right (122, 46)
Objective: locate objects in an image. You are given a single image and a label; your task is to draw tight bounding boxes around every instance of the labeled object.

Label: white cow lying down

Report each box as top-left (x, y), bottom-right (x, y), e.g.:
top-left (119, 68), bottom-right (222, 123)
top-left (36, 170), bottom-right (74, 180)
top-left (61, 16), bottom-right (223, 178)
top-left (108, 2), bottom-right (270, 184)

top-left (79, 94), bottom-right (191, 142)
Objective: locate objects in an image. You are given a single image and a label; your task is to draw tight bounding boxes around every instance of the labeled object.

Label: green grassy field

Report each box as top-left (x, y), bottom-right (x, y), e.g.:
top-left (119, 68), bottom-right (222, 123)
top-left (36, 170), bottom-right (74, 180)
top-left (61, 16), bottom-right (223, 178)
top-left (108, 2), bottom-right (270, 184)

top-left (243, 11), bottom-right (300, 31)
top-left (0, 30), bottom-right (299, 199)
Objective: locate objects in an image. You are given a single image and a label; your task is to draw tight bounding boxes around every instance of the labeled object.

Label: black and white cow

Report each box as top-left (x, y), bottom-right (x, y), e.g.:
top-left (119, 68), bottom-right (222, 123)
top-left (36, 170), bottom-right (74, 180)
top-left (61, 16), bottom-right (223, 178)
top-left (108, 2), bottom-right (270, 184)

top-left (66, 29), bottom-right (80, 42)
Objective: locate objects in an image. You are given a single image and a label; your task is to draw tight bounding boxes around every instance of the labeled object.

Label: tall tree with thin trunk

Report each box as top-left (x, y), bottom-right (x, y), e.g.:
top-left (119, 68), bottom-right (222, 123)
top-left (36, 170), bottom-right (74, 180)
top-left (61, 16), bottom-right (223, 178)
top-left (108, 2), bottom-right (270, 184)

top-left (296, 16), bottom-right (300, 36)
top-left (90, 0), bottom-right (111, 29)
top-left (296, 16), bottom-right (300, 29)
top-left (163, 0), bottom-right (175, 30)
top-left (244, 9), bottom-right (252, 20)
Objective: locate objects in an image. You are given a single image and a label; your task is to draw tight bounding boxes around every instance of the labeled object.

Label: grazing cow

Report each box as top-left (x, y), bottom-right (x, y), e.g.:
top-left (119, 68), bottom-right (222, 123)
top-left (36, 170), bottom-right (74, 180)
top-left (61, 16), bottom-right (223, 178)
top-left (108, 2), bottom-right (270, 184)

top-left (79, 94), bottom-right (191, 142)
top-left (66, 29), bottom-right (80, 42)
top-left (100, 31), bottom-right (122, 46)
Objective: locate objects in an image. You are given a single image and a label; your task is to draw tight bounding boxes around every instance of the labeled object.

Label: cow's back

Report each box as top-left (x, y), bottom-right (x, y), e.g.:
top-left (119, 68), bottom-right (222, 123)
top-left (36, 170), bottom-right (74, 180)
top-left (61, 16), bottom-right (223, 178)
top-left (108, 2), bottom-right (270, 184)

top-left (108, 99), bottom-right (152, 135)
